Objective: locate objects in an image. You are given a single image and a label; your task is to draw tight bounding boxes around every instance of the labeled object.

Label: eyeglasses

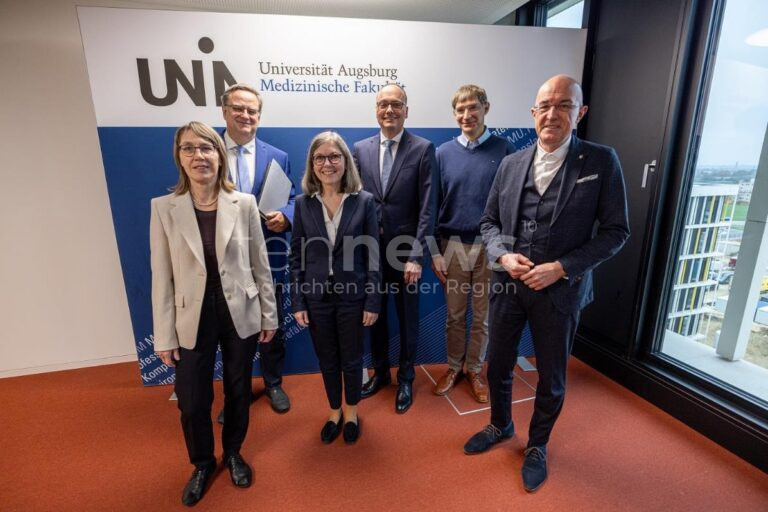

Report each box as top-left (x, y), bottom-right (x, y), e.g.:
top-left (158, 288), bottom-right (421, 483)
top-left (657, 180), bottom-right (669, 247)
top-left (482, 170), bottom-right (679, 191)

top-left (454, 103), bottom-right (484, 116)
top-left (313, 153), bottom-right (343, 166)
top-left (179, 144), bottom-right (216, 157)
top-left (376, 101), bottom-right (405, 112)
top-left (532, 103), bottom-right (579, 114)
top-left (226, 104), bottom-right (260, 116)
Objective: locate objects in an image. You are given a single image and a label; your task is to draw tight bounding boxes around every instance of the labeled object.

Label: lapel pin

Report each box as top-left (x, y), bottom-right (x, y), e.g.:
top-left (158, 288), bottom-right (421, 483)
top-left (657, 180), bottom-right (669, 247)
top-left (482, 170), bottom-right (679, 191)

top-left (579, 154), bottom-right (584, 159)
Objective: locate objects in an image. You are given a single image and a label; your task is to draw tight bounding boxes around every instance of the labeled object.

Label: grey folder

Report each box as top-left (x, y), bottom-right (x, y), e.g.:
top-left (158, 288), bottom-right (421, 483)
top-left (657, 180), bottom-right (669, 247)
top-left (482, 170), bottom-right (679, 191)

top-left (258, 159), bottom-right (292, 214)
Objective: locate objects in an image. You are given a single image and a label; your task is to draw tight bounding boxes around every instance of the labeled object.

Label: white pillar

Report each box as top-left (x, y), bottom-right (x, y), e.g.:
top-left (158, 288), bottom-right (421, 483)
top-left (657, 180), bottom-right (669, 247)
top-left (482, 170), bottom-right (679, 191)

top-left (717, 124), bottom-right (768, 361)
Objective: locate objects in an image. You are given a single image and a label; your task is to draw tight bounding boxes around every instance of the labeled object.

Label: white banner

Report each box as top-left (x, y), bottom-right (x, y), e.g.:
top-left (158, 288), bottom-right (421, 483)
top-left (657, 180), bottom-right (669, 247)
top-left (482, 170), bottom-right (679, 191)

top-left (77, 6), bottom-right (586, 385)
top-left (78, 7), bottom-right (586, 127)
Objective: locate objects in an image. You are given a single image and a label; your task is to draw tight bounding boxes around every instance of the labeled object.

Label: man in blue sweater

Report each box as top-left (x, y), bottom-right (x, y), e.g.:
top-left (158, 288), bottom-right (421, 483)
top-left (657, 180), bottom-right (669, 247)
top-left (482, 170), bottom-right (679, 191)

top-left (431, 85), bottom-right (514, 402)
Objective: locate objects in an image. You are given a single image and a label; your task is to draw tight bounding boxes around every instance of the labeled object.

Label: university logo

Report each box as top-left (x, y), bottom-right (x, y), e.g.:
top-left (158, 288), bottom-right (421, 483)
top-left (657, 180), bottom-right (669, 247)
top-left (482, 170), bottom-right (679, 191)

top-left (136, 37), bottom-right (237, 107)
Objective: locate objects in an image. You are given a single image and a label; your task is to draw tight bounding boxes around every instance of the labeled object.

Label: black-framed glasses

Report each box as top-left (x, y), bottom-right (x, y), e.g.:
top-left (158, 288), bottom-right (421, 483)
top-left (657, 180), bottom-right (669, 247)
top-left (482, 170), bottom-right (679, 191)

top-left (532, 103), bottom-right (579, 114)
top-left (179, 144), bottom-right (216, 157)
top-left (226, 104), bottom-right (260, 116)
top-left (313, 153), bottom-right (343, 166)
top-left (376, 101), bottom-right (405, 112)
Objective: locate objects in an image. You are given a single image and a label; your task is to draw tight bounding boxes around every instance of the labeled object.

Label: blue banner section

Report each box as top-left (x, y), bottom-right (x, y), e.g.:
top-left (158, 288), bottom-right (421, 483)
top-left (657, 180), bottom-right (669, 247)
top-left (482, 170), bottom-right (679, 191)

top-left (99, 126), bottom-right (537, 385)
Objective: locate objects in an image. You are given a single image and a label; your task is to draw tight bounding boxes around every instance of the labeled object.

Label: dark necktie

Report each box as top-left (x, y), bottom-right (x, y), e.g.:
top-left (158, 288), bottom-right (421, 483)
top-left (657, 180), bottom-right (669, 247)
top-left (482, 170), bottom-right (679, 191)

top-left (381, 139), bottom-right (395, 191)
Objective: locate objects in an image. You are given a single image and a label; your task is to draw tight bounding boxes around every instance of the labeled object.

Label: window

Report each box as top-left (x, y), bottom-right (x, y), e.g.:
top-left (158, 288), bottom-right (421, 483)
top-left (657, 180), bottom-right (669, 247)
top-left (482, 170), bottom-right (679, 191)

top-left (660, 0), bottom-right (768, 403)
top-left (546, 0), bottom-right (584, 28)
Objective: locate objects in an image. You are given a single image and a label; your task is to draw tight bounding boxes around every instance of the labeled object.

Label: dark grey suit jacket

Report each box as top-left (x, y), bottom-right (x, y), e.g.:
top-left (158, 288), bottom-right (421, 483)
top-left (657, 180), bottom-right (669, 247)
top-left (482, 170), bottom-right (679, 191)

top-left (352, 130), bottom-right (435, 264)
top-left (480, 136), bottom-right (630, 314)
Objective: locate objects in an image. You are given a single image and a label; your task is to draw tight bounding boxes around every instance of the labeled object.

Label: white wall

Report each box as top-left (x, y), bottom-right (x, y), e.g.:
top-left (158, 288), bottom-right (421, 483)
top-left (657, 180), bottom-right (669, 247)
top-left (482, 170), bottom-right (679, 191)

top-left (0, 0), bottom-right (532, 377)
top-left (0, 0), bottom-right (140, 376)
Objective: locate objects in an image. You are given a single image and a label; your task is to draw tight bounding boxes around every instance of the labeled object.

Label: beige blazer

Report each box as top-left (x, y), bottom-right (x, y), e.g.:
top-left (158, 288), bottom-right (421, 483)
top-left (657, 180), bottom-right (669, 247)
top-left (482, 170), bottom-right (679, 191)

top-left (150, 190), bottom-right (278, 351)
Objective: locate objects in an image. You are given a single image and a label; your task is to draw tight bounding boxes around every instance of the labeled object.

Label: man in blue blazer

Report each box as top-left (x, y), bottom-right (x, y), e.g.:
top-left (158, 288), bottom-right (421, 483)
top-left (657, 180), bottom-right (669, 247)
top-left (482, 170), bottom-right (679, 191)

top-left (352, 84), bottom-right (435, 413)
top-left (219, 83), bottom-right (296, 414)
top-left (463, 75), bottom-right (630, 492)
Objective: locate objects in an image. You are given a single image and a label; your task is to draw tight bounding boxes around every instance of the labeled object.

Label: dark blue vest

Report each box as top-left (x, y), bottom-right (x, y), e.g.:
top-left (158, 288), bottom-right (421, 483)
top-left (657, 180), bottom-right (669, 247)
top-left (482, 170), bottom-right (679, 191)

top-left (513, 160), bottom-right (565, 265)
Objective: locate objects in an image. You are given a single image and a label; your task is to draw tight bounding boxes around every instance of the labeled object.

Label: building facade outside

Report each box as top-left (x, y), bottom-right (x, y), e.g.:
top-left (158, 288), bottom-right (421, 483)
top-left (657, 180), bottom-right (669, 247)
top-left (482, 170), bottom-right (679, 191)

top-left (666, 184), bottom-right (738, 337)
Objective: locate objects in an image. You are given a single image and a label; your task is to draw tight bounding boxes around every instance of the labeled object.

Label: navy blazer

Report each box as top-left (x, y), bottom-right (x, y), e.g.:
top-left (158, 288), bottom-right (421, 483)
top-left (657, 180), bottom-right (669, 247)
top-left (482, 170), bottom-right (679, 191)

top-left (480, 136), bottom-right (630, 314)
top-left (352, 130), bottom-right (435, 264)
top-left (223, 133), bottom-right (296, 281)
top-left (290, 191), bottom-right (381, 313)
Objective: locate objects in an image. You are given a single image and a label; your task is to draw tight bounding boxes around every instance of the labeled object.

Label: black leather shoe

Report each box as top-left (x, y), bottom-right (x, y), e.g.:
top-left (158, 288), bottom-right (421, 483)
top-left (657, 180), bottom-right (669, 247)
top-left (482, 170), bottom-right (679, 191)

top-left (395, 382), bottom-right (413, 414)
top-left (463, 423), bottom-right (515, 455)
top-left (343, 418), bottom-right (360, 444)
top-left (522, 445), bottom-right (548, 492)
top-left (361, 372), bottom-right (391, 399)
top-left (266, 386), bottom-right (291, 413)
top-left (223, 453), bottom-right (252, 488)
top-left (181, 461), bottom-right (216, 506)
top-left (320, 417), bottom-right (343, 444)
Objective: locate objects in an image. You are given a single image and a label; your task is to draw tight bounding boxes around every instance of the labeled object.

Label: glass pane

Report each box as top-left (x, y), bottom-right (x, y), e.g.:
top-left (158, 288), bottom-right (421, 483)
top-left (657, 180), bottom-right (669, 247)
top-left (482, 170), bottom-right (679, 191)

top-left (660, 0), bottom-right (768, 403)
top-left (547, 1), bottom-right (584, 29)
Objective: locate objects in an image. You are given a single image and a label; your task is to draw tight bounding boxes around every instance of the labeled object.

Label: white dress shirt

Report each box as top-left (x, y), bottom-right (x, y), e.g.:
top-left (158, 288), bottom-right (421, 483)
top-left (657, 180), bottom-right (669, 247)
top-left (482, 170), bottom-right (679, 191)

top-left (457, 127), bottom-right (491, 148)
top-left (312, 192), bottom-right (355, 275)
top-left (532, 136), bottom-right (571, 195)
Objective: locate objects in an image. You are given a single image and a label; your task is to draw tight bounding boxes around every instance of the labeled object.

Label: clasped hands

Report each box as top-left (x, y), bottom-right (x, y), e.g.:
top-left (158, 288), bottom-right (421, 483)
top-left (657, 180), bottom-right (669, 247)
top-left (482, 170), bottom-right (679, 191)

top-left (499, 253), bottom-right (565, 291)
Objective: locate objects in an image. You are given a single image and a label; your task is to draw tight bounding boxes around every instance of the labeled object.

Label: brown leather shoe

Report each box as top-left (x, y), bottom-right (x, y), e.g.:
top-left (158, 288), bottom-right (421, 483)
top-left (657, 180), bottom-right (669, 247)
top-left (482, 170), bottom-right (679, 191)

top-left (433, 368), bottom-right (460, 396)
top-left (467, 371), bottom-right (489, 403)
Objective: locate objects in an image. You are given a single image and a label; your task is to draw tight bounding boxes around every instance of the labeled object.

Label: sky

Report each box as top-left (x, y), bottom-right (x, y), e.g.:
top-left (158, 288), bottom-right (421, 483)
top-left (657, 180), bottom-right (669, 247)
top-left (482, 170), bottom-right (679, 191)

top-left (696, 0), bottom-right (768, 167)
top-left (547, 2), bottom-right (584, 29)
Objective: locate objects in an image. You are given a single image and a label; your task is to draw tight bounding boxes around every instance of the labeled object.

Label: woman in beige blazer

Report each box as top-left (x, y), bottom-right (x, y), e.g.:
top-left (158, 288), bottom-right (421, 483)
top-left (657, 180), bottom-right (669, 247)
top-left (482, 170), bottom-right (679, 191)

top-left (150, 121), bottom-right (277, 507)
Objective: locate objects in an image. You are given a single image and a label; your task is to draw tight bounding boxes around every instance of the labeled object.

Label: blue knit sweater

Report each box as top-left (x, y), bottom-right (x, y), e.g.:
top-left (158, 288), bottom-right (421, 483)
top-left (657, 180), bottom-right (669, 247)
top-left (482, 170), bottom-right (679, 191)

top-left (435, 135), bottom-right (514, 244)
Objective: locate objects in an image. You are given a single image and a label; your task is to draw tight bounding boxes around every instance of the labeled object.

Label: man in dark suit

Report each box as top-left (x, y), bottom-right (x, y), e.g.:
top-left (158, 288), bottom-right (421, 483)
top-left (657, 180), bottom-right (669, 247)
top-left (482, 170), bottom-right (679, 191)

top-left (218, 83), bottom-right (296, 415)
top-left (463, 75), bottom-right (630, 492)
top-left (352, 84), bottom-right (435, 414)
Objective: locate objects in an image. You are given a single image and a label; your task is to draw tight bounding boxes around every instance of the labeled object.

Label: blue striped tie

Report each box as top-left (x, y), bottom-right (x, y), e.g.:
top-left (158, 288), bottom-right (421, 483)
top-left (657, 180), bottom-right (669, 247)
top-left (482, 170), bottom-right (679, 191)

top-left (236, 145), bottom-right (251, 193)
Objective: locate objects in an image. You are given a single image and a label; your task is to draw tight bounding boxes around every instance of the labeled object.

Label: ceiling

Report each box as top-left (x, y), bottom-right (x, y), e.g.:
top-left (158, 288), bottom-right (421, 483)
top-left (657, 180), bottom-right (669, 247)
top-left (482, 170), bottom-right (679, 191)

top-left (127, 0), bottom-right (528, 25)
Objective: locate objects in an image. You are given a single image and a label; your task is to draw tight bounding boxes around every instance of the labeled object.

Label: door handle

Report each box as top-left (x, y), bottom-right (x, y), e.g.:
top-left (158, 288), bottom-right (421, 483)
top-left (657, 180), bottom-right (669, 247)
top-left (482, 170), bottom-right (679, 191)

top-left (641, 159), bottom-right (657, 188)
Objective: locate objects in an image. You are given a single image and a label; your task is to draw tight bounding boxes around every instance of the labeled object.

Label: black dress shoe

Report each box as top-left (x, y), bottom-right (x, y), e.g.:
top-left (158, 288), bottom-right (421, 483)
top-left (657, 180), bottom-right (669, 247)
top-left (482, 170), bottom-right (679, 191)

top-left (463, 423), bottom-right (515, 455)
top-left (320, 417), bottom-right (343, 444)
top-left (223, 453), bottom-right (252, 488)
top-left (361, 372), bottom-right (391, 399)
top-left (395, 382), bottom-right (413, 414)
top-left (343, 418), bottom-right (360, 444)
top-left (522, 445), bottom-right (548, 492)
top-left (181, 461), bottom-right (216, 507)
top-left (266, 386), bottom-right (291, 413)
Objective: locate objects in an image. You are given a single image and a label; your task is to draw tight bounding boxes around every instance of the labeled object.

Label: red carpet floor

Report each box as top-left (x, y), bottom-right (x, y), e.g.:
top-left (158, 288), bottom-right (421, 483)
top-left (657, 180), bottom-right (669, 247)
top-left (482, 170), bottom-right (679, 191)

top-left (0, 358), bottom-right (766, 511)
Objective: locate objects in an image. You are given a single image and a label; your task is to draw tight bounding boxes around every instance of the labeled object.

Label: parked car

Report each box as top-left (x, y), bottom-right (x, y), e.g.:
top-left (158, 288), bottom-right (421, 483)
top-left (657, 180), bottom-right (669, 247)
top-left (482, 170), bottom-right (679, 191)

top-left (718, 271), bottom-right (734, 285)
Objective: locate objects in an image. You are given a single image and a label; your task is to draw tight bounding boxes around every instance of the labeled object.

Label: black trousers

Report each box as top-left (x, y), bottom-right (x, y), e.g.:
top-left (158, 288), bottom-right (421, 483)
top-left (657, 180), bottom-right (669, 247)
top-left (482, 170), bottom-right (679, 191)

top-left (258, 282), bottom-right (285, 389)
top-left (306, 295), bottom-right (365, 409)
top-left (370, 238), bottom-right (420, 384)
top-left (487, 273), bottom-right (580, 448)
top-left (174, 289), bottom-right (258, 467)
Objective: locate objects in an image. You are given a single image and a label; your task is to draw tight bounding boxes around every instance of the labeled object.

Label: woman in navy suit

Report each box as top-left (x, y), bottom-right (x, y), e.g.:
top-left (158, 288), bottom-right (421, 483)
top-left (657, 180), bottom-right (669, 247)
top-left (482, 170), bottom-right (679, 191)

top-left (290, 131), bottom-right (381, 444)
